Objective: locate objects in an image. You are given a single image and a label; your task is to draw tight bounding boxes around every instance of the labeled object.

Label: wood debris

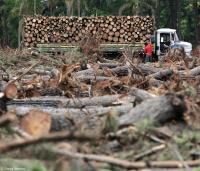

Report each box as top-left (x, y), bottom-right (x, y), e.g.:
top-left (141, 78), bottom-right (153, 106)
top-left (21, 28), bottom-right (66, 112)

top-left (0, 48), bottom-right (199, 170)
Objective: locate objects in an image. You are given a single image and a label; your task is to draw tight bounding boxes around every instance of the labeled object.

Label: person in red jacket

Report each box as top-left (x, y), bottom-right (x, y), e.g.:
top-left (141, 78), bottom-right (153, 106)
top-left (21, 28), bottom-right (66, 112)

top-left (144, 40), bottom-right (153, 63)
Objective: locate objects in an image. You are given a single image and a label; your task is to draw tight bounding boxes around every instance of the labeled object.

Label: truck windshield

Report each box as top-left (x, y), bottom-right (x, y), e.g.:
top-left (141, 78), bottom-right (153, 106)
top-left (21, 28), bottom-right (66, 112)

top-left (174, 32), bottom-right (179, 42)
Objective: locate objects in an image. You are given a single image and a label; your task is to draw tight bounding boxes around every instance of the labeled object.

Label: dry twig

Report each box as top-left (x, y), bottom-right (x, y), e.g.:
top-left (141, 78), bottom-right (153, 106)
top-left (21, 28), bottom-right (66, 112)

top-left (51, 148), bottom-right (200, 169)
top-left (10, 60), bottom-right (42, 83)
top-left (133, 144), bottom-right (166, 161)
top-left (0, 131), bottom-right (96, 153)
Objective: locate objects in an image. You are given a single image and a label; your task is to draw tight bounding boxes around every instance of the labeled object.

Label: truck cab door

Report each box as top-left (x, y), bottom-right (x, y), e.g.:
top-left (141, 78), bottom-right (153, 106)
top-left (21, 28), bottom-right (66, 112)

top-left (160, 33), bottom-right (171, 54)
top-left (155, 31), bottom-right (160, 56)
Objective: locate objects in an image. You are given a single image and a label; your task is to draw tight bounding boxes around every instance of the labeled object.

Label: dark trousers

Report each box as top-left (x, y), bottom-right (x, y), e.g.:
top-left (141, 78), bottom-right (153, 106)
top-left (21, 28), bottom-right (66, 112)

top-left (145, 55), bottom-right (152, 63)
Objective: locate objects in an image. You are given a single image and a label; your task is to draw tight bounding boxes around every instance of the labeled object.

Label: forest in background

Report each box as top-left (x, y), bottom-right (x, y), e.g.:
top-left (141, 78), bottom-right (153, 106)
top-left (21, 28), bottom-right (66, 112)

top-left (0, 0), bottom-right (199, 48)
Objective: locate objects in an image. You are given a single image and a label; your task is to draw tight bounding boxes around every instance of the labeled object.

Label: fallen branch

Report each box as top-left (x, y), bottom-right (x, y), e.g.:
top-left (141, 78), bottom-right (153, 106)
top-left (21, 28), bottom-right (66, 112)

top-left (10, 60), bottom-right (41, 84)
top-left (133, 144), bottom-right (166, 161)
top-left (170, 144), bottom-right (191, 171)
top-left (52, 148), bottom-right (200, 169)
top-left (123, 52), bottom-right (144, 76)
top-left (0, 131), bottom-right (96, 153)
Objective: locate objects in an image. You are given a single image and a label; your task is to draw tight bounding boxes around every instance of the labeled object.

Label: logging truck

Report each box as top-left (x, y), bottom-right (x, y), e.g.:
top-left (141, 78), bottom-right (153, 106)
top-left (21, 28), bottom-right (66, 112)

top-left (33, 28), bottom-right (192, 61)
top-left (23, 16), bottom-right (192, 59)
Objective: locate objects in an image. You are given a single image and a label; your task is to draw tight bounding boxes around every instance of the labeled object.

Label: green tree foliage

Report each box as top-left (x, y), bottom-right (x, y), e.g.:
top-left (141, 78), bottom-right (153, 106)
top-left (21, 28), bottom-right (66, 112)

top-left (0, 0), bottom-right (20, 47)
top-left (0, 0), bottom-right (199, 48)
top-left (0, 0), bottom-right (44, 47)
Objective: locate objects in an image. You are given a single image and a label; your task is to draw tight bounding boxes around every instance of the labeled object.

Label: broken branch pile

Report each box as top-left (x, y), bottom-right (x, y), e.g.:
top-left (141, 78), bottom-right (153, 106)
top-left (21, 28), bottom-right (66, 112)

top-left (0, 49), bottom-right (200, 170)
top-left (3, 51), bottom-right (200, 132)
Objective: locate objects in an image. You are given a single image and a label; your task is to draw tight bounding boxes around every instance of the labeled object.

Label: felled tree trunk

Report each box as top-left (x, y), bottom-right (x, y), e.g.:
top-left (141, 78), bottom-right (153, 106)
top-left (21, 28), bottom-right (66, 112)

top-left (75, 76), bottom-right (115, 82)
top-left (73, 66), bottom-right (130, 78)
top-left (149, 69), bottom-right (174, 80)
top-left (129, 87), bottom-right (157, 102)
top-left (7, 95), bottom-right (135, 108)
top-left (119, 93), bottom-right (186, 126)
top-left (98, 63), bottom-right (119, 69)
top-left (189, 66), bottom-right (200, 76)
top-left (138, 64), bottom-right (161, 75)
top-left (8, 104), bottom-right (133, 131)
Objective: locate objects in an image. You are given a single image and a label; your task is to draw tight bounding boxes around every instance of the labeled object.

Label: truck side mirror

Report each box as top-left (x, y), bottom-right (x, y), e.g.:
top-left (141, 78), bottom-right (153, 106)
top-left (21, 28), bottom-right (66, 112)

top-left (161, 37), bottom-right (164, 43)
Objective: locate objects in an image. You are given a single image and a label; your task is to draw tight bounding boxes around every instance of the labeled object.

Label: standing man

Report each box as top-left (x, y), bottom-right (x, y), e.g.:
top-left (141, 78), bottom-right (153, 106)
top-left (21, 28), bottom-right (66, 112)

top-left (144, 40), bottom-right (153, 63)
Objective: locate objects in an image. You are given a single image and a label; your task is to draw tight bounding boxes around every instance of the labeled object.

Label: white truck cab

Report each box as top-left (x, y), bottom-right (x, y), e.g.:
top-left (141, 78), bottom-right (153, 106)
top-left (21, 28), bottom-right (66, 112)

top-left (155, 28), bottom-right (192, 58)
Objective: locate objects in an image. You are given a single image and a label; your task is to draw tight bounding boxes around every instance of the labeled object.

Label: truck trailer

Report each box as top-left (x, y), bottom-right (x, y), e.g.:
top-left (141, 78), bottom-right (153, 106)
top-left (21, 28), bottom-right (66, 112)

top-left (22, 16), bottom-right (192, 60)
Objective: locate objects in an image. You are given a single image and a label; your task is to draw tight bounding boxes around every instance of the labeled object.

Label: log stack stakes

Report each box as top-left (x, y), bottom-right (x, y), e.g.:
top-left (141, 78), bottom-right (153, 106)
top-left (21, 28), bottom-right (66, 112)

top-left (23, 16), bottom-right (154, 47)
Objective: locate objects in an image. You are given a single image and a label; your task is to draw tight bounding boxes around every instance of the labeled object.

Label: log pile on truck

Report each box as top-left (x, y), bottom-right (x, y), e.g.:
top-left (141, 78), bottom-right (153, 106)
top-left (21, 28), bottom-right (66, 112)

top-left (23, 16), bottom-right (154, 47)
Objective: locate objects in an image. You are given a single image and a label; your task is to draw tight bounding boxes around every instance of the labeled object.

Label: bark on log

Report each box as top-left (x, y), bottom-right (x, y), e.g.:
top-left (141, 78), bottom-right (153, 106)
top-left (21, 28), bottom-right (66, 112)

top-left (129, 87), bottom-right (157, 102)
top-left (73, 69), bottom-right (95, 77)
top-left (39, 88), bottom-right (63, 96)
top-left (7, 95), bottom-right (135, 108)
top-left (75, 76), bottom-right (115, 82)
top-left (98, 63), bottom-right (119, 69)
top-left (137, 64), bottom-right (194, 79)
top-left (187, 66), bottom-right (200, 76)
top-left (138, 66), bottom-right (200, 81)
top-left (149, 69), bottom-right (174, 80)
top-left (73, 66), bottom-right (130, 78)
top-left (110, 66), bottom-right (130, 76)
top-left (138, 64), bottom-right (161, 75)
top-left (8, 104), bottom-right (133, 131)
top-left (119, 93), bottom-right (186, 126)
top-left (74, 66), bottom-right (175, 81)
top-left (148, 78), bottom-right (164, 87)
top-left (176, 66), bottom-right (200, 78)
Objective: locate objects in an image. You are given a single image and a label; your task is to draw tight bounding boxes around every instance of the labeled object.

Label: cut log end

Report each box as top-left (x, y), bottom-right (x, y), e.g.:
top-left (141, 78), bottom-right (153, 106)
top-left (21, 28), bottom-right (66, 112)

top-left (4, 83), bottom-right (18, 99)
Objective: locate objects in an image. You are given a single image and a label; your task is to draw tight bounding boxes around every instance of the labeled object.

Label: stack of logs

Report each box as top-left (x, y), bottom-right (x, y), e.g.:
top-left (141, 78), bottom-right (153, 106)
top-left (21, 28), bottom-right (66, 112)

top-left (23, 16), bottom-right (154, 47)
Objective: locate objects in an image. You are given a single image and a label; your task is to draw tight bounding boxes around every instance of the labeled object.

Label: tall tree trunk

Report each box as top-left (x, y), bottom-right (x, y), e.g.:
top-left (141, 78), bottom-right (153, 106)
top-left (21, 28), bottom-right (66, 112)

top-left (95, 0), bottom-right (101, 8)
top-left (0, 15), bottom-right (3, 47)
top-left (169, 0), bottom-right (177, 29)
top-left (177, 0), bottom-right (181, 38)
top-left (18, 19), bottom-right (23, 49)
top-left (169, 1), bottom-right (173, 28)
top-left (193, 0), bottom-right (200, 44)
top-left (135, 1), bottom-right (139, 15)
top-left (168, 0), bottom-right (181, 35)
top-left (155, 0), bottom-right (160, 29)
top-left (77, 0), bottom-right (81, 16)
top-left (2, 17), bottom-right (9, 47)
top-left (34, 0), bottom-right (36, 15)
top-left (65, 0), bottom-right (74, 16)
top-left (169, 0), bottom-right (176, 29)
